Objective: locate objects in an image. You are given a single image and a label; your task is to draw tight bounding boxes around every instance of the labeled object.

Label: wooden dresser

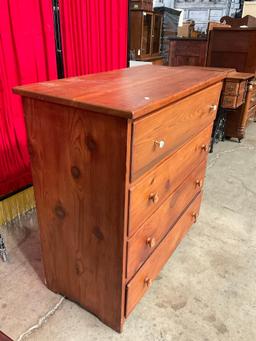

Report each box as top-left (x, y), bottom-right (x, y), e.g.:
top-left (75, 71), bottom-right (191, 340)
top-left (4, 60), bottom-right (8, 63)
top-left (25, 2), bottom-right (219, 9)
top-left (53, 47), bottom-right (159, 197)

top-left (206, 27), bottom-right (256, 73)
top-left (169, 37), bottom-right (207, 66)
top-left (221, 72), bottom-right (256, 141)
top-left (14, 66), bottom-right (225, 332)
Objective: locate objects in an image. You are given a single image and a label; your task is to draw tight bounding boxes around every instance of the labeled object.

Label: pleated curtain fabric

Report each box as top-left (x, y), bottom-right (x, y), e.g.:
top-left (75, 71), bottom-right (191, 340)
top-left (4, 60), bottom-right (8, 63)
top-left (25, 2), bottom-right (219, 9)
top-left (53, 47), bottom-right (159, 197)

top-left (0, 0), bottom-right (57, 196)
top-left (59, 0), bottom-right (128, 77)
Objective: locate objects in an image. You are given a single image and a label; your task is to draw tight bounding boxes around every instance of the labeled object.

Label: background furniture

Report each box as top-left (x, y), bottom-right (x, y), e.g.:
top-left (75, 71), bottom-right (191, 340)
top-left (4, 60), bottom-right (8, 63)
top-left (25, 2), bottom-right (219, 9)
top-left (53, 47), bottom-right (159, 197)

top-left (168, 38), bottom-right (207, 66)
top-left (206, 27), bottom-right (256, 143)
top-left (130, 0), bottom-right (153, 11)
top-left (130, 9), bottom-right (163, 62)
top-left (220, 15), bottom-right (256, 27)
top-left (15, 66), bottom-right (225, 332)
top-left (154, 6), bottom-right (181, 64)
top-left (206, 27), bottom-right (256, 73)
top-left (223, 73), bottom-right (256, 141)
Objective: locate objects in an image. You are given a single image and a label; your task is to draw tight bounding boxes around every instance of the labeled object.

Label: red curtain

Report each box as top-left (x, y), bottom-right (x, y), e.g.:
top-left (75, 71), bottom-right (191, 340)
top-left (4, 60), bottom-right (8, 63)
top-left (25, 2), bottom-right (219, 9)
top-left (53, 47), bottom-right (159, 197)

top-left (0, 1), bottom-right (57, 196)
top-left (59, 0), bottom-right (128, 77)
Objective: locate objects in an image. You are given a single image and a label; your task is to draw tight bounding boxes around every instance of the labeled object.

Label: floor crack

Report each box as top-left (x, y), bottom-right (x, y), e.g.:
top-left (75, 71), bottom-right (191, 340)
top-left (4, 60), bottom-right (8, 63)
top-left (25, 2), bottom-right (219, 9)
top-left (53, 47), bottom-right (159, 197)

top-left (16, 296), bottom-right (65, 341)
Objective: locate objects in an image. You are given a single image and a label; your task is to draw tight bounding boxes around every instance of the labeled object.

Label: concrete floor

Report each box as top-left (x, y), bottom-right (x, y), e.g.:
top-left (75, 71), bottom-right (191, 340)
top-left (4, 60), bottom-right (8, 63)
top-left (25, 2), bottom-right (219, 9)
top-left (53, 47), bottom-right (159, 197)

top-left (1, 124), bottom-right (256, 341)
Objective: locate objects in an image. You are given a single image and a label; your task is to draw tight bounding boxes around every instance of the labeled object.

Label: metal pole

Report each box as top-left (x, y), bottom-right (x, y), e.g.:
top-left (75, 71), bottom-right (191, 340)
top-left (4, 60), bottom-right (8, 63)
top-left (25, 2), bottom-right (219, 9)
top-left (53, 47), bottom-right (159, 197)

top-left (0, 234), bottom-right (7, 262)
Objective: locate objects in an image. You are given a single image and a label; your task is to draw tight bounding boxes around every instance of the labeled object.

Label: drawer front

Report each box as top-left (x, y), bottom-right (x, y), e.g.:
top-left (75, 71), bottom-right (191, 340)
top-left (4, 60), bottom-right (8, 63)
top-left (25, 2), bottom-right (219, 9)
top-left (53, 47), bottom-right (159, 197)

top-left (223, 81), bottom-right (240, 96)
top-left (127, 161), bottom-right (206, 280)
top-left (125, 193), bottom-right (202, 317)
top-left (223, 80), bottom-right (245, 96)
top-left (128, 124), bottom-right (211, 236)
top-left (222, 93), bottom-right (244, 109)
top-left (131, 82), bottom-right (222, 180)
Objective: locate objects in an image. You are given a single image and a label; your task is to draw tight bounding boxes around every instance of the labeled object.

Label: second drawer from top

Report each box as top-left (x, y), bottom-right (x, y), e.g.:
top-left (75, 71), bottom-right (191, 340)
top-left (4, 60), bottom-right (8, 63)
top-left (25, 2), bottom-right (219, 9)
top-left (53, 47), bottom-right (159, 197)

top-left (128, 124), bottom-right (212, 237)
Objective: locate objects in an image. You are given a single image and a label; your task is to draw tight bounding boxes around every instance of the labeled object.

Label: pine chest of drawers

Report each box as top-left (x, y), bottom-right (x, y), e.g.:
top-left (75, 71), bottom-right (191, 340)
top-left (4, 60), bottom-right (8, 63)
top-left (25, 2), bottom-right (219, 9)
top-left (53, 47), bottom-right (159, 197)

top-left (14, 65), bottom-right (225, 332)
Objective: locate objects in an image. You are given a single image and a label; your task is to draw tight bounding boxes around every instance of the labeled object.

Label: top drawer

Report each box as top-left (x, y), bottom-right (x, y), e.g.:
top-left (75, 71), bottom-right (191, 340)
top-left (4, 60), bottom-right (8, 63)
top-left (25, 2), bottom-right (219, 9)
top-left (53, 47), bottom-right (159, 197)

top-left (131, 82), bottom-right (222, 180)
top-left (223, 80), bottom-right (246, 96)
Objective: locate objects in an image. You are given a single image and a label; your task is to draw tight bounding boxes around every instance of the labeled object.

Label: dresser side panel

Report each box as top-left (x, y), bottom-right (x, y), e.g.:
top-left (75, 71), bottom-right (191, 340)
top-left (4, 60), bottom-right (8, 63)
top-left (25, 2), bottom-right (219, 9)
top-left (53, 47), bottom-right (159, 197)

top-left (22, 98), bottom-right (129, 332)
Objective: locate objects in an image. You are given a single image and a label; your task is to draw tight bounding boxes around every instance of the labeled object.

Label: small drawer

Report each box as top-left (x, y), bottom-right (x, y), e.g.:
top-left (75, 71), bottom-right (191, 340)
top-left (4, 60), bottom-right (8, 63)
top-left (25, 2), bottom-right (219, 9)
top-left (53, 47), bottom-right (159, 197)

top-left (125, 193), bottom-right (202, 317)
top-left (223, 80), bottom-right (246, 96)
top-left (128, 124), bottom-right (212, 237)
top-left (131, 82), bottom-right (222, 180)
top-left (221, 92), bottom-right (244, 109)
top-left (127, 161), bottom-right (206, 280)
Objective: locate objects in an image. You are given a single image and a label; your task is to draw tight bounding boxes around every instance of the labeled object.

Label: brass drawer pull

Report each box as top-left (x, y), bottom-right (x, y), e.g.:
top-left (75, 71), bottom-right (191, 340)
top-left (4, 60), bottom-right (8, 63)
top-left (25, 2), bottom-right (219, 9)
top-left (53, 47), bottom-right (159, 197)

top-left (154, 140), bottom-right (165, 149)
top-left (196, 179), bottom-right (203, 188)
top-left (192, 212), bottom-right (198, 223)
top-left (201, 144), bottom-right (208, 152)
top-left (149, 192), bottom-right (159, 204)
top-left (144, 277), bottom-right (152, 288)
top-left (210, 104), bottom-right (217, 112)
top-left (146, 237), bottom-right (156, 248)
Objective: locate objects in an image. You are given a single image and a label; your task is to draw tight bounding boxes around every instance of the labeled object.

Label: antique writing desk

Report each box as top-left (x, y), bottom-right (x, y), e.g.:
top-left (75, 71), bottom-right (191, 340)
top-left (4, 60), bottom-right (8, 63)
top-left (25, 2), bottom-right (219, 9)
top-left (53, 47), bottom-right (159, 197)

top-left (14, 66), bottom-right (225, 332)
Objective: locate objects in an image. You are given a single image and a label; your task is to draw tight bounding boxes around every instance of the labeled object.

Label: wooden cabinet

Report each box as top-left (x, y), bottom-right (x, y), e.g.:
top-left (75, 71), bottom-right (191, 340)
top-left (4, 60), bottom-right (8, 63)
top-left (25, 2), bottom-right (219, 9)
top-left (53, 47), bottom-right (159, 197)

top-left (130, 10), bottom-right (162, 60)
top-left (206, 28), bottom-right (256, 141)
top-left (14, 66), bottom-right (225, 332)
top-left (206, 27), bottom-right (256, 73)
top-left (224, 74), bottom-right (256, 141)
top-left (168, 38), bottom-right (207, 66)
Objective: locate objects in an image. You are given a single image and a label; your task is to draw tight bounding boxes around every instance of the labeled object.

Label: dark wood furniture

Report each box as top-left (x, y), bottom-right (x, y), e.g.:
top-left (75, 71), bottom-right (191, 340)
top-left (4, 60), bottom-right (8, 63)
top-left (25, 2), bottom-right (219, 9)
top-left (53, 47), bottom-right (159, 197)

top-left (168, 38), bottom-right (207, 66)
top-left (14, 66), bottom-right (225, 332)
top-left (206, 27), bottom-right (256, 142)
top-left (206, 27), bottom-right (256, 73)
top-left (130, 0), bottom-right (153, 11)
top-left (223, 73), bottom-right (256, 141)
top-left (154, 7), bottom-right (181, 65)
top-left (220, 15), bottom-right (256, 28)
top-left (130, 9), bottom-right (162, 61)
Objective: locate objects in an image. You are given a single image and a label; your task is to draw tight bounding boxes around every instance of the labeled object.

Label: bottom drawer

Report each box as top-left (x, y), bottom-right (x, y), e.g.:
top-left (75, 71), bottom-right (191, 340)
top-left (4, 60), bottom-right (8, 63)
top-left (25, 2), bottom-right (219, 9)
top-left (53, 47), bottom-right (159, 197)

top-left (125, 193), bottom-right (202, 317)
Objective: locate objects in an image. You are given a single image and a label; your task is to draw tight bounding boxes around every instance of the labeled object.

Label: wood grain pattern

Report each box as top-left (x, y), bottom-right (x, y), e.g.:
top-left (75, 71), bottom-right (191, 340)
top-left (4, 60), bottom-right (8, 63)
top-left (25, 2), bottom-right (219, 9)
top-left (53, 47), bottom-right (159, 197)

top-left (206, 28), bottom-right (256, 73)
top-left (126, 193), bottom-right (202, 317)
top-left (131, 82), bottom-right (222, 179)
top-left (169, 39), bottom-right (207, 67)
top-left (14, 67), bottom-right (224, 332)
top-left (128, 124), bottom-right (212, 236)
top-left (22, 98), bottom-right (130, 332)
top-left (14, 66), bottom-right (226, 119)
top-left (127, 161), bottom-right (206, 279)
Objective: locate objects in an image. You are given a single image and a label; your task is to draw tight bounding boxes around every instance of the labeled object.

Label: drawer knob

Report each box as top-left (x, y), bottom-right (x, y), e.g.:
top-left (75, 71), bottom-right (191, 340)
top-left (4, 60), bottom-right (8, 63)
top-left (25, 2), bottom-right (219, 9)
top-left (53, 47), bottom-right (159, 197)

top-left (192, 212), bottom-right (198, 223)
top-left (210, 104), bottom-right (217, 112)
top-left (149, 192), bottom-right (159, 204)
top-left (154, 140), bottom-right (165, 149)
top-left (146, 237), bottom-right (156, 248)
top-left (196, 179), bottom-right (203, 188)
top-left (144, 277), bottom-right (153, 288)
top-left (201, 144), bottom-right (208, 152)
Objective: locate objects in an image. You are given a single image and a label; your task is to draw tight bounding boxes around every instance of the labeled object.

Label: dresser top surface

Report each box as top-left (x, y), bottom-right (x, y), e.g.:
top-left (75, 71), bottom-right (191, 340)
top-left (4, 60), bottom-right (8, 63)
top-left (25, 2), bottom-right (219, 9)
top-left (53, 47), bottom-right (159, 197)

top-left (14, 65), bottom-right (226, 119)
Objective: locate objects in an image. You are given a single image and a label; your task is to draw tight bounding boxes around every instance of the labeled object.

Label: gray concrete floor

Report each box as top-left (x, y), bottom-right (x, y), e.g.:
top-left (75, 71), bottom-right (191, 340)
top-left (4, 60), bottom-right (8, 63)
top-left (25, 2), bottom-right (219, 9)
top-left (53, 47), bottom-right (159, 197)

top-left (1, 124), bottom-right (256, 341)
